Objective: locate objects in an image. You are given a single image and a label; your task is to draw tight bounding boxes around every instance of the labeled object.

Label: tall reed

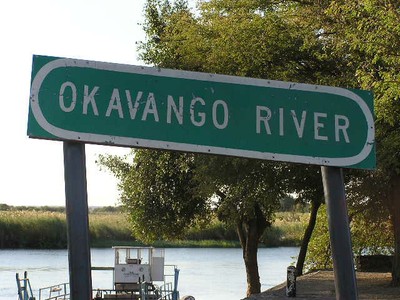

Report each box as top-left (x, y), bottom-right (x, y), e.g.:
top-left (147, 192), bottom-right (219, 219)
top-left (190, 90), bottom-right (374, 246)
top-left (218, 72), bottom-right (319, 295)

top-left (0, 210), bottom-right (307, 248)
top-left (0, 210), bottom-right (67, 248)
top-left (0, 211), bottom-right (132, 248)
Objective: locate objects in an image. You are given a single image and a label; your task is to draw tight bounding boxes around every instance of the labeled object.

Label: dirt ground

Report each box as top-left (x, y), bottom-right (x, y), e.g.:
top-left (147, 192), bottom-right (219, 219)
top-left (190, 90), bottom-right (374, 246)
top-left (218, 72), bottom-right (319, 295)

top-left (243, 271), bottom-right (400, 299)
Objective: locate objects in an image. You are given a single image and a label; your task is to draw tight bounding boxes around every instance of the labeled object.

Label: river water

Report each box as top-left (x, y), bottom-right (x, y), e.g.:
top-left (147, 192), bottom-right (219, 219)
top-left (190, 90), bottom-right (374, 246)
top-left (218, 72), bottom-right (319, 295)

top-left (2, 247), bottom-right (299, 300)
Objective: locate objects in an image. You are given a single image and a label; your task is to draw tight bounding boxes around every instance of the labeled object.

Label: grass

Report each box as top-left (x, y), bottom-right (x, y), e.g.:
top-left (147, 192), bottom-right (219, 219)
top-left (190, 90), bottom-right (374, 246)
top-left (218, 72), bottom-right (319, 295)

top-left (0, 209), bottom-right (308, 249)
top-left (0, 210), bottom-right (67, 248)
top-left (89, 212), bottom-right (132, 243)
top-left (262, 212), bottom-right (309, 247)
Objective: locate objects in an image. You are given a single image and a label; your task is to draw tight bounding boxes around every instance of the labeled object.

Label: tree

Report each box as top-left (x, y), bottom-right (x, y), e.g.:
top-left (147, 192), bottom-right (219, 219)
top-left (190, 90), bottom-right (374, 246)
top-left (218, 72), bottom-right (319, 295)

top-left (139, 0), bottom-right (351, 84)
top-left (194, 155), bottom-right (286, 295)
top-left (98, 150), bottom-right (210, 242)
top-left (304, 206), bottom-right (332, 271)
top-left (99, 150), bottom-right (286, 296)
top-left (122, 0), bottom-right (361, 295)
top-left (137, 0), bottom-right (351, 295)
top-left (285, 165), bottom-right (325, 276)
top-left (136, 0), bottom-right (400, 287)
top-left (266, 0), bottom-right (400, 284)
top-left (299, 0), bottom-right (400, 285)
top-left (305, 200), bottom-right (394, 272)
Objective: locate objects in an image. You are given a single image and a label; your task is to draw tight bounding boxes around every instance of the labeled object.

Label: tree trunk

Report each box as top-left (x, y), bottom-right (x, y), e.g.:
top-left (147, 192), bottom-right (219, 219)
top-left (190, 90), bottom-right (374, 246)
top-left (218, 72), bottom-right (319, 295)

top-left (239, 218), bottom-right (261, 296)
top-left (296, 199), bottom-right (321, 276)
top-left (236, 204), bottom-right (269, 297)
top-left (390, 175), bottom-right (400, 286)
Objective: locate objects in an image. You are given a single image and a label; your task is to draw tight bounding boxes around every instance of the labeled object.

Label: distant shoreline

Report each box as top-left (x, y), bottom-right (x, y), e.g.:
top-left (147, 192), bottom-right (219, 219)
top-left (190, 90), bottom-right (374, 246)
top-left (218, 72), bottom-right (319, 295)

top-left (0, 206), bottom-right (306, 249)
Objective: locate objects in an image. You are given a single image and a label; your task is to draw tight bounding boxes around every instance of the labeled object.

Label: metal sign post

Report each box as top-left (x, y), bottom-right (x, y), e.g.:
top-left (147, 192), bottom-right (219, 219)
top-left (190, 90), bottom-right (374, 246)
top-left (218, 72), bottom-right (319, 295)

top-left (63, 141), bottom-right (92, 300)
top-left (321, 166), bottom-right (358, 299)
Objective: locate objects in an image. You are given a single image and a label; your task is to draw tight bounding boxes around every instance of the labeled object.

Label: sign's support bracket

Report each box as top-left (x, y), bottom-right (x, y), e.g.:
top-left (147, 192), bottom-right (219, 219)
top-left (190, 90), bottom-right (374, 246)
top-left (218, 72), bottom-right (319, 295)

top-left (321, 166), bottom-right (358, 299)
top-left (63, 141), bottom-right (92, 300)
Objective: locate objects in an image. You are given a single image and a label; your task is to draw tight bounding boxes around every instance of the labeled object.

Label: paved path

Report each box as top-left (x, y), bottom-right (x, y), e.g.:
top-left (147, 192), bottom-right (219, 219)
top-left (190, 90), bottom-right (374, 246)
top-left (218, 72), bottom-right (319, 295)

top-left (243, 271), bottom-right (400, 299)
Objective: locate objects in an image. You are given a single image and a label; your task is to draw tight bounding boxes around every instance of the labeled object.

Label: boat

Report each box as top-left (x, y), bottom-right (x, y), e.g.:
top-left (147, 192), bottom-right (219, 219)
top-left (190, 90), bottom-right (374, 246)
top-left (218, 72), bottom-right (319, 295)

top-left (16, 246), bottom-right (180, 300)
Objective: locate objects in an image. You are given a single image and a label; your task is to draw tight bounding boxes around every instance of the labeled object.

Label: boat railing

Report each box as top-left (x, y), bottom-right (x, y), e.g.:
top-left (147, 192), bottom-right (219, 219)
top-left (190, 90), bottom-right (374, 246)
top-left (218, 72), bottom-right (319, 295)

top-left (38, 282), bottom-right (69, 300)
top-left (157, 265), bottom-right (179, 300)
top-left (93, 282), bottom-right (160, 300)
top-left (16, 272), bottom-right (35, 300)
top-left (93, 287), bottom-right (144, 299)
top-left (157, 282), bottom-right (173, 300)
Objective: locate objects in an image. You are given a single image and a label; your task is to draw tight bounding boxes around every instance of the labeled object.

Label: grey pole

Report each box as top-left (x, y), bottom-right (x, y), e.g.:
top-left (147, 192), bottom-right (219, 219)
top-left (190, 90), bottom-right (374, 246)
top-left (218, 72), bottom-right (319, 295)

top-left (63, 142), bottom-right (92, 300)
top-left (321, 166), bottom-right (357, 300)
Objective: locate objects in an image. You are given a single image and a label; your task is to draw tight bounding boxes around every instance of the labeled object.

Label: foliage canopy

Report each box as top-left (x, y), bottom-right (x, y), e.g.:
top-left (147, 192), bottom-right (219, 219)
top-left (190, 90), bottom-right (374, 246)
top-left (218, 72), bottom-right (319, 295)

top-left (100, 0), bottom-right (400, 291)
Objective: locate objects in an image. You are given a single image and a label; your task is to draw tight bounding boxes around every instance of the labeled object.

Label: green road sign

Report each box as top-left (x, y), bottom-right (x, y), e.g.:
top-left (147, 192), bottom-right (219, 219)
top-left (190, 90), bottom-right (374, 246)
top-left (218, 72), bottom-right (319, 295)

top-left (28, 55), bottom-right (375, 169)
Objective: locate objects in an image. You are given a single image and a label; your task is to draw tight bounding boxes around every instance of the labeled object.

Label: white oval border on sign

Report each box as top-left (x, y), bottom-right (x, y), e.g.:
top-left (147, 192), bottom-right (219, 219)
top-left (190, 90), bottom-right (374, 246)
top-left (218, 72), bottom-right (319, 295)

top-left (30, 57), bottom-right (375, 167)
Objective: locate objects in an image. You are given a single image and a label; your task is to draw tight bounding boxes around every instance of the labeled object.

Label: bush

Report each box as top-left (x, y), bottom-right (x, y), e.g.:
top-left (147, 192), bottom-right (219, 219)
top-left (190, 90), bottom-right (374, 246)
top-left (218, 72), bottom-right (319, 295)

top-left (304, 204), bottom-right (394, 273)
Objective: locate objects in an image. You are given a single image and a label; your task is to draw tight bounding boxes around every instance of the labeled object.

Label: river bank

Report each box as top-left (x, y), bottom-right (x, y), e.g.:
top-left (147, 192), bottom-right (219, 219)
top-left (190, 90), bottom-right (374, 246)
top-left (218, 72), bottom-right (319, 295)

top-left (0, 209), bottom-right (307, 248)
top-left (244, 271), bottom-right (400, 299)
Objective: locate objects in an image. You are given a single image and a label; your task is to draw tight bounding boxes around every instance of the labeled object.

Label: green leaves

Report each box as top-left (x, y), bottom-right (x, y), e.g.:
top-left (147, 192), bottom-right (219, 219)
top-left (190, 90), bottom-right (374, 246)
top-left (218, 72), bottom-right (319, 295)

top-left (99, 150), bottom-right (209, 243)
top-left (305, 202), bottom-right (394, 272)
top-left (325, 1), bottom-right (400, 125)
top-left (140, 0), bottom-right (348, 84)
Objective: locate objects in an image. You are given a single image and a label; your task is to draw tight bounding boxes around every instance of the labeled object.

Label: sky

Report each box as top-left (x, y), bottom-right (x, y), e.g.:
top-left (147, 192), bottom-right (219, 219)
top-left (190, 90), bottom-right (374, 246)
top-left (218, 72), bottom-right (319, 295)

top-left (0, 0), bottom-right (151, 207)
